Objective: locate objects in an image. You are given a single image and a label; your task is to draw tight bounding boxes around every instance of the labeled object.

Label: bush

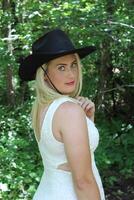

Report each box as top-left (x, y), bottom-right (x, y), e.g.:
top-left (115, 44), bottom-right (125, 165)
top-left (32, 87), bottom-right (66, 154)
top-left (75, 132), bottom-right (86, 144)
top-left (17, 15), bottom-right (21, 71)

top-left (0, 102), bottom-right (43, 199)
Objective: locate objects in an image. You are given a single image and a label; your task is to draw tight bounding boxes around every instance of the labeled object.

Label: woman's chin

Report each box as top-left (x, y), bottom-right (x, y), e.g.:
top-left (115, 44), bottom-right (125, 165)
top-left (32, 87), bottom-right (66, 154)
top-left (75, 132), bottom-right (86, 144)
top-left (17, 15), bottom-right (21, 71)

top-left (61, 88), bottom-right (76, 95)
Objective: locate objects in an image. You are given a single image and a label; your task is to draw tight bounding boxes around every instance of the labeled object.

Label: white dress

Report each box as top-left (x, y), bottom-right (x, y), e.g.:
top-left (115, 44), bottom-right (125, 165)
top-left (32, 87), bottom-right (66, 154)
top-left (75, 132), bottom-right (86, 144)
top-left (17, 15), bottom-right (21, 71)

top-left (32, 97), bottom-right (105, 200)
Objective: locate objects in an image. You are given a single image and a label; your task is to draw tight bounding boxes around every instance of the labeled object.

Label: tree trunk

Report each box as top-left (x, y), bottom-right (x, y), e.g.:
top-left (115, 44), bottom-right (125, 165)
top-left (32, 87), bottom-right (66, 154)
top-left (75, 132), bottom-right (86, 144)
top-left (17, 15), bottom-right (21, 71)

top-left (6, 64), bottom-right (15, 106)
top-left (2, 0), bottom-right (15, 106)
top-left (96, 0), bottom-right (116, 117)
top-left (97, 39), bottom-right (113, 114)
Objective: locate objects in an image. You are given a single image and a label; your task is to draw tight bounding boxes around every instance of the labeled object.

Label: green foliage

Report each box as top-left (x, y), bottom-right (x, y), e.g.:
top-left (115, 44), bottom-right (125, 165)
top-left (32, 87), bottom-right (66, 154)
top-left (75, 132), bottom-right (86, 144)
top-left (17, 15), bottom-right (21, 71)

top-left (0, 102), bottom-right (43, 199)
top-left (95, 116), bottom-right (134, 179)
top-left (0, 0), bottom-right (134, 199)
top-left (95, 116), bottom-right (134, 198)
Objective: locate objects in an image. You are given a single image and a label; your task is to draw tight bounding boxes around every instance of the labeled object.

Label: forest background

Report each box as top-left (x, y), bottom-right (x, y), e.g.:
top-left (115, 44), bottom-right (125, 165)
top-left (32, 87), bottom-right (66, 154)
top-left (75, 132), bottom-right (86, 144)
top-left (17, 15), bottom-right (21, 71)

top-left (0, 0), bottom-right (134, 199)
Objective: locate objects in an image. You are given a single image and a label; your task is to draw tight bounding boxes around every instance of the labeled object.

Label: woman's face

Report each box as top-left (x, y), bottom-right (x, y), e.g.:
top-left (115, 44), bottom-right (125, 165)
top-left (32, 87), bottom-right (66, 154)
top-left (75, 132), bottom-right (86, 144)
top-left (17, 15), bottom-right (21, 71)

top-left (46, 54), bottom-right (79, 95)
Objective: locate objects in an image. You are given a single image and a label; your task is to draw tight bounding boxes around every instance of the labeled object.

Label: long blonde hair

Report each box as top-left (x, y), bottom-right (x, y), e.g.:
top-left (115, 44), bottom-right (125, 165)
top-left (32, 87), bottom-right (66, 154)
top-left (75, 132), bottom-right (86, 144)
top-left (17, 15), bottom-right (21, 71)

top-left (31, 53), bottom-right (83, 138)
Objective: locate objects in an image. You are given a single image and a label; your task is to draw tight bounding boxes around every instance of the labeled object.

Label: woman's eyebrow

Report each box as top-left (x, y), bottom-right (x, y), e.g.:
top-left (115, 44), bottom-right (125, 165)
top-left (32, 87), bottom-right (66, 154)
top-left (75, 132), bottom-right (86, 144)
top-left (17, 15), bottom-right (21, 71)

top-left (72, 59), bottom-right (77, 63)
top-left (56, 59), bottom-right (77, 66)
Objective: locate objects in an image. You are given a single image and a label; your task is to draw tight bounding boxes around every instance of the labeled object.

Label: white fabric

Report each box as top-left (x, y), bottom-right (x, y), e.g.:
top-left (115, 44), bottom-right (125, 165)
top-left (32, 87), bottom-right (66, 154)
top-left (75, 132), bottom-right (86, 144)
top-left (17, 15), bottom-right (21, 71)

top-left (33, 97), bottom-right (105, 200)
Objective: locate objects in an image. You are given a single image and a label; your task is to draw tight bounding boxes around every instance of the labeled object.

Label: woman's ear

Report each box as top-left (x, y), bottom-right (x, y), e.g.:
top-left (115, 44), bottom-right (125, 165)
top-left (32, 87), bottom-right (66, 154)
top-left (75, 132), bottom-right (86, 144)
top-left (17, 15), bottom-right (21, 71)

top-left (44, 75), bottom-right (47, 81)
top-left (44, 74), bottom-right (49, 82)
top-left (44, 75), bottom-right (48, 81)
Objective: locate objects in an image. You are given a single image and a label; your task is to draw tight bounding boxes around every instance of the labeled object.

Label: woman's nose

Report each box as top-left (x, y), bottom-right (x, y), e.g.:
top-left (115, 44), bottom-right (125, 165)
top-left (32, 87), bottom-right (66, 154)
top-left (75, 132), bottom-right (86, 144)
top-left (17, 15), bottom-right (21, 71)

top-left (66, 68), bottom-right (75, 78)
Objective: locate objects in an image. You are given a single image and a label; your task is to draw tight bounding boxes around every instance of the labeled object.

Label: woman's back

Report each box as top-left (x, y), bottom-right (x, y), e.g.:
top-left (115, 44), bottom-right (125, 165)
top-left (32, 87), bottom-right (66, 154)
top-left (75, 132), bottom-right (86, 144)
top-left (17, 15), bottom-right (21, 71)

top-left (32, 96), bottom-right (105, 200)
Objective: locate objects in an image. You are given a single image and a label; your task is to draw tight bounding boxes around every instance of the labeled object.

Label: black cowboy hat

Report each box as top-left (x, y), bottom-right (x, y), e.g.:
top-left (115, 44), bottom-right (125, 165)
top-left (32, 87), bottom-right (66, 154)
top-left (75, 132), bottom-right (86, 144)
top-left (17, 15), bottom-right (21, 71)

top-left (19, 29), bottom-right (96, 81)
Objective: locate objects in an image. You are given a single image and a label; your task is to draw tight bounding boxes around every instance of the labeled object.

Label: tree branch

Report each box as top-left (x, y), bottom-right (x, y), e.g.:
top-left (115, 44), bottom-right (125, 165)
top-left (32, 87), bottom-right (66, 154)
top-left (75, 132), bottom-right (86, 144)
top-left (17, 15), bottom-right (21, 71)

top-left (107, 20), bottom-right (134, 29)
top-left (100, 84), bottom-right (134, 94)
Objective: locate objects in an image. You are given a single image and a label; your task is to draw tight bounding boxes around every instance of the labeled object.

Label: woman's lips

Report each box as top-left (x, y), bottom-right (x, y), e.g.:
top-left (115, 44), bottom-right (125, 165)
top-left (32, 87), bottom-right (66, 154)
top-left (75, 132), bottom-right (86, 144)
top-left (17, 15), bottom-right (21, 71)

top-left (65, 81), bottom-right (75, 85)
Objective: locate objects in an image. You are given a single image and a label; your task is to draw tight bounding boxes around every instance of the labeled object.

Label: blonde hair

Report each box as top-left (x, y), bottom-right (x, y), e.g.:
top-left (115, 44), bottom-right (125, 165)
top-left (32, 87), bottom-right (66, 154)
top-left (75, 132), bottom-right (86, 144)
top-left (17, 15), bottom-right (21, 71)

top-left (31, 53), bottom-right (83, 138)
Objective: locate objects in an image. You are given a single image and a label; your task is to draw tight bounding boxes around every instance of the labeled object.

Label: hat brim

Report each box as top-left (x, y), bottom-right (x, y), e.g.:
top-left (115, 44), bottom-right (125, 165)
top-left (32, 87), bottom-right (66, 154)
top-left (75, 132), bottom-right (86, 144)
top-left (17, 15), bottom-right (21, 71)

top-left (19, 46), bottom-right (96, 81)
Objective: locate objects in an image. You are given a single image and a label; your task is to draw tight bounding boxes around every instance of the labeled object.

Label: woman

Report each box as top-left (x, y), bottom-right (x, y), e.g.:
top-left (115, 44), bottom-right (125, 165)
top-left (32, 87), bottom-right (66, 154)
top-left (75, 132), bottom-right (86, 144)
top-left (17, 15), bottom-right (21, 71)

top-left (19, 29), bottom-right (105, 200)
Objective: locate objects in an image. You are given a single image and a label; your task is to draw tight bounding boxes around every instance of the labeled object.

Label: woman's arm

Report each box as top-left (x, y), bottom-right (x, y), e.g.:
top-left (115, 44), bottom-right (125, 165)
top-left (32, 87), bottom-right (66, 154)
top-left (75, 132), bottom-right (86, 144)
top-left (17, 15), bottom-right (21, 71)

top-left (57, 102), bottom-right (100, 200)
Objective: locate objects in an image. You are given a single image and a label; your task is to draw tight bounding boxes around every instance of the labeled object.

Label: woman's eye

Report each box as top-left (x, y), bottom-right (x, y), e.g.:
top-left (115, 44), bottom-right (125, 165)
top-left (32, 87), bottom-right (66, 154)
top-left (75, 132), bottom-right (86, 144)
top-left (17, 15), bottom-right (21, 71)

top-left (72, 62), bottom-right (77, 68)
top-left (58, 65), bottom-right (65, 71)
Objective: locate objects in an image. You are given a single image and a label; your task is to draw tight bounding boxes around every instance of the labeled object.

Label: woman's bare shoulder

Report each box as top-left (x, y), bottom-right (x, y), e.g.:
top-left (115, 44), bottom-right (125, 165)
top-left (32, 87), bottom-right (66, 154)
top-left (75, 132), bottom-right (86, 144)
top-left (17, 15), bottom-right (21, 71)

top-left (57, 100), bottom-right (85, 117)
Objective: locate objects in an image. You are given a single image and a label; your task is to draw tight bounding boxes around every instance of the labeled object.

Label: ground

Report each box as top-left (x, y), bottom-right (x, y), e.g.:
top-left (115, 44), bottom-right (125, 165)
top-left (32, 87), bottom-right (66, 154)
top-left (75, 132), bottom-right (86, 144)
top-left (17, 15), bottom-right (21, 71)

top-left (106, 177), bottom-right (134, 200)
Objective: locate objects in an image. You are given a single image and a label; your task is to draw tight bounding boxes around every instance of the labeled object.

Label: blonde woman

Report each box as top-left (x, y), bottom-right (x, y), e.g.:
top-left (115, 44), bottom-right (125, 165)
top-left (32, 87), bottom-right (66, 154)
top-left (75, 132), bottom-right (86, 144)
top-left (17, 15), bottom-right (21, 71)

top-left (19, 29), bottom-right (105, 200)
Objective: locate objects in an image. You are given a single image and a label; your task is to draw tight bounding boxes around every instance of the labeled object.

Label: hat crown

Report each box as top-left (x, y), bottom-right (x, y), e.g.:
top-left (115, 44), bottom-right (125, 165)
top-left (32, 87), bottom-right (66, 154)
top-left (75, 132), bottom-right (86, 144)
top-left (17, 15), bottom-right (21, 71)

top-left (32, 29), bottom-right (75, 54)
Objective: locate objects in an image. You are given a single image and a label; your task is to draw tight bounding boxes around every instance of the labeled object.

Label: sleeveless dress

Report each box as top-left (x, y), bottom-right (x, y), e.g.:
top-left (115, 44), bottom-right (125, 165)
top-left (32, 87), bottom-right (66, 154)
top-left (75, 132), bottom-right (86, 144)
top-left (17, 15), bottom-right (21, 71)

top-left (32, 97), bottom-right (105, 200)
